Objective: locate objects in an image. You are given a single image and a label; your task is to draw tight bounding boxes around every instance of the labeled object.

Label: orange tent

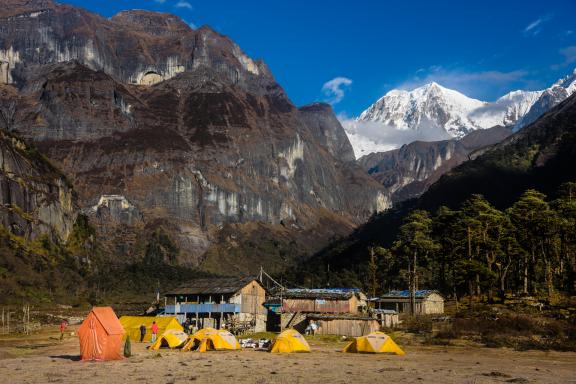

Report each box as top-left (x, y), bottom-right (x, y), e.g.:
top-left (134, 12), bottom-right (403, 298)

top-left (78, 307), bottom-right (125, 361)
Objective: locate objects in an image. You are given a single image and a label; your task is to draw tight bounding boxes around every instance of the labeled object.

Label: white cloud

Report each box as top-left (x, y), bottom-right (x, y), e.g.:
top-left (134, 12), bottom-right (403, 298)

top-left (523, 14), bottom-right (552, 36)
top-left (559, 46), bottom-right (576, 65)
top-left (321, 77), bottom-right (352, 105)
top-left (175, 1), bottom-right (193, 10)
top-left (338, 113), bottom-right (452, 158)
top-left (551, 46), bottom-right (576, 70)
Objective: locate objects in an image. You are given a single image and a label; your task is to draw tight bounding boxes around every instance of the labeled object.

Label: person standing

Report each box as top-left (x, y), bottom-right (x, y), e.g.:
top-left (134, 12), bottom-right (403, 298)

top-left (139, 324), bottom-right (146, 342)
top-left (59, 320), bottom-right (68, 341)
top-left (150, 321), bottom-right (159, 343)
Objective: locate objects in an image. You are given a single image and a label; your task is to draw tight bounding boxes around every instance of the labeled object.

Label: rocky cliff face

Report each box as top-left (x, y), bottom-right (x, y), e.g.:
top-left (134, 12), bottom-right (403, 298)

top-left (359, 126), bottom-right (512, 203)
top-left (0, 85), bottom-right (76, 242)
top-left (0, 0), bottom-right (388, 271)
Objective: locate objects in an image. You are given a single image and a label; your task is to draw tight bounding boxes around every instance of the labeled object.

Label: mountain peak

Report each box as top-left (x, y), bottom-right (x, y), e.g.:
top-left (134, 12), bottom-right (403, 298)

top-left (349, 68), bottom-right (576, 158)
top-left (110, 9), bottom-right (192, 35)
top-left (425, 81), bottom-right (441, 89)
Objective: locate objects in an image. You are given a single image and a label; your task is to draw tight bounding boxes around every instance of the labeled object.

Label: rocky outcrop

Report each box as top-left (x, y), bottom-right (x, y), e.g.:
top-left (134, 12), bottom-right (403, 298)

top-left (0, 0), bottom-right (388, 270)
top-left (0, 101), bottom-right (76, 242)
top-left (359, 126), bottom-right (512, 203)
top-left (298, 103), bottom-right (356, 163)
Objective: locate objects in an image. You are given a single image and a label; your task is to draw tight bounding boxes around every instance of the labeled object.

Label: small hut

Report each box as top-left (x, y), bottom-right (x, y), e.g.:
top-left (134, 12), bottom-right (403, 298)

top-left (372, 290), bottom-right (445, 315)
top-left (306, 314), bottom-right (380, 337)
top-left (78, 307), bottom-right (125, 361)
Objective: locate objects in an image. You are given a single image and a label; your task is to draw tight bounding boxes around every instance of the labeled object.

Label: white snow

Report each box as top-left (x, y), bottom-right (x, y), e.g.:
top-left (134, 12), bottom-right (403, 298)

top-left (359, 82), bottom-right (486, 137)
top-left (346, 69), bottom-right (576, 158)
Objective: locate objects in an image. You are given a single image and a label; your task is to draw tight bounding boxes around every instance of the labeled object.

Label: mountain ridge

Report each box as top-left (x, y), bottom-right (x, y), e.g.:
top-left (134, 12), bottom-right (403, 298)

top-left (0, 0), bottom-right (389, 278)
top-left (347, 69), bottom-right (576, 158)
top-left (290, 92), bottom-right (576, 288)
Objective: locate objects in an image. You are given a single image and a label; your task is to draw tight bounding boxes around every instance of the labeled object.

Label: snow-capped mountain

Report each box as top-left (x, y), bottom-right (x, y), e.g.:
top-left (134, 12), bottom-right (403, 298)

top-left (515, 69), bottom-right (576, 129)
top-left (470, 89), bottom-right (543, 129)
top-left (359, 82), bottom-right (486, 138)
top-left (347, 69), bottom-right (576, 158)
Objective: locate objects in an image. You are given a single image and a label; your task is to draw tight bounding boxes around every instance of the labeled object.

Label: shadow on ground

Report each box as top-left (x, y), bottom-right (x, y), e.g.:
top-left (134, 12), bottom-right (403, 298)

top-left (49, 355), bottom-right (81, 361)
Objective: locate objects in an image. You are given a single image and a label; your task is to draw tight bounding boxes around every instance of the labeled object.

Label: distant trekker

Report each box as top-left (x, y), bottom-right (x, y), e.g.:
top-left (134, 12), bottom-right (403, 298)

top-left (150, 321), bottom-right (159, 343)
top-left (59, 320), bottom-right (68, 341)
top-left (139, 324), bottom-right (146, 342)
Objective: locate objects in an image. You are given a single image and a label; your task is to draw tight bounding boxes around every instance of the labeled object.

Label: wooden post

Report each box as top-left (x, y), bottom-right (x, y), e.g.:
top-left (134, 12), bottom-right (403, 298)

top-left (252, 284), bottom-right (257, 332)
top-left (220, 295), bottom-right (224, 329)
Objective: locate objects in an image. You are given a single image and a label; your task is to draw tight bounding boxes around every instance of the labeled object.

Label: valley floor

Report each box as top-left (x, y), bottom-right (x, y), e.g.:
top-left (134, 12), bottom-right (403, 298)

top-left (0, 326), bottom-right (575, 384)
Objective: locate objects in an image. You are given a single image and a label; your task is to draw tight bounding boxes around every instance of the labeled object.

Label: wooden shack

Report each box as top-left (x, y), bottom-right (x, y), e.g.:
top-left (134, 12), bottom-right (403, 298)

top-left (279, 288), bottom-right (367, 314)
top-left (306, 314), bottom-right (380, 337)
top-left (264, 288), bottom-right (373, 333)
top-left (165, 277), bottom-right (267, 332)
top-left (373, 290), bottom-right (445, 315)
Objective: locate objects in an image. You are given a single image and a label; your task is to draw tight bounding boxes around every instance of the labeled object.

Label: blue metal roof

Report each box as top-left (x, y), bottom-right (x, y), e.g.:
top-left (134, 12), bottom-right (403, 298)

top-left (281, 288), bottom-right (362, 300)
top-left (379, 290), bottom-right (437, 299)
top-left (284, 288), bottom-right (360, 294)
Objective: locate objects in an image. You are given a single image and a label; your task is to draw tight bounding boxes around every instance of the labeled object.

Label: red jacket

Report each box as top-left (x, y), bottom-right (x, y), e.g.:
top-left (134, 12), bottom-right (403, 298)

top-left (151, 324), bottom-right (159, 334)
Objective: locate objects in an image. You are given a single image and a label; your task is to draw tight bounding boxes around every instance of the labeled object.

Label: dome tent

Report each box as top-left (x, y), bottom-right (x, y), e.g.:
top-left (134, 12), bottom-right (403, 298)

top-left (269, 329), bottom-right (310, 353)
top-left (181, 327), bottom-right (241, 352)
top-left (342, 331), bottom-right (404, 355)
top-left (149, 329), bottom-right (189, 350)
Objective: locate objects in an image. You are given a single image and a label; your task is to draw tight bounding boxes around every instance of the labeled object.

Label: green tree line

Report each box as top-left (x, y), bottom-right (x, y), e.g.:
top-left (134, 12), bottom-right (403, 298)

top-left (366, 182), bottom-right (576, 302)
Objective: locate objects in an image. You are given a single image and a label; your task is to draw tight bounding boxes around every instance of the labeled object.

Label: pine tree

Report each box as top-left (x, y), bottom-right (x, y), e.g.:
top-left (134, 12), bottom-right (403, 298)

top-left (393, 210), bottom-right (439, 315)
top-left (508, 190), bottom-right (554, 295)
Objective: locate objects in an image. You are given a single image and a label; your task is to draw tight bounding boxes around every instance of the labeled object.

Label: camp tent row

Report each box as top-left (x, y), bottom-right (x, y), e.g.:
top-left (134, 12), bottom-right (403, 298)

top-left (149, 327), bottom-right (403, 355)
top-left (78, 308), bottom-right (404, 361)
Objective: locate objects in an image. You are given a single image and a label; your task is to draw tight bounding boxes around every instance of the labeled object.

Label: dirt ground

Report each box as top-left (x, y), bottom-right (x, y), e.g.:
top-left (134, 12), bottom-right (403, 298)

top-left (0, 326), bottom-right (575, 384)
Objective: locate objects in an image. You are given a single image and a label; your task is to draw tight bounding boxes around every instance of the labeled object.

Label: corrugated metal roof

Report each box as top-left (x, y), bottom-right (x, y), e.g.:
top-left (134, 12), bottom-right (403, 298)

top-left (377, 290), bottom-right (440, 299)
top-left (306, 313), bottom-right (377, 321)
top-left (166, 276), bottom-right (260, 296)
top-left (279, 288), bottom-right (361, 300)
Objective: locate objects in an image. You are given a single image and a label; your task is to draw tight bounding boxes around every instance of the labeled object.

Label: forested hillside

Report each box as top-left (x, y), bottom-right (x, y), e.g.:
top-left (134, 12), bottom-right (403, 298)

top-left (289, 94), bottom-right (576, 300)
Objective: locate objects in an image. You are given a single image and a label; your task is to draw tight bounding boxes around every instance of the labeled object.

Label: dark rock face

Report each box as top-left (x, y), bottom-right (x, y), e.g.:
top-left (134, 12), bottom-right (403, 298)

top-left (298, 103), bottom-right (356, 162)
top-left (0, 0), bottom-right (388, 270)
top-left (0, 86), bottom-right (75, 241)
top-left (358, 126), bottom-right (512, 203)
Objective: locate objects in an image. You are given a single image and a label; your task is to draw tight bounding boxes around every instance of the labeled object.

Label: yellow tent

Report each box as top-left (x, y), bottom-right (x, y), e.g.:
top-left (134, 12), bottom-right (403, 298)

top-left (181, 327), bottom-right (241, 352)
top-left (149, 329), bottom-right (189, 350)
top-left (342, 331), bottom-right (405, 355)
top-left (269, 329), bottom-right (310, 353)
top-left (119, 316), bottom-right (183, 343)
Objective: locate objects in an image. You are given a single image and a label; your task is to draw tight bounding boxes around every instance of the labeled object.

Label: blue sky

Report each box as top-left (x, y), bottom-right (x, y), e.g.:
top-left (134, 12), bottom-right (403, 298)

top-left (64, 0), bottom-right (576, 116)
